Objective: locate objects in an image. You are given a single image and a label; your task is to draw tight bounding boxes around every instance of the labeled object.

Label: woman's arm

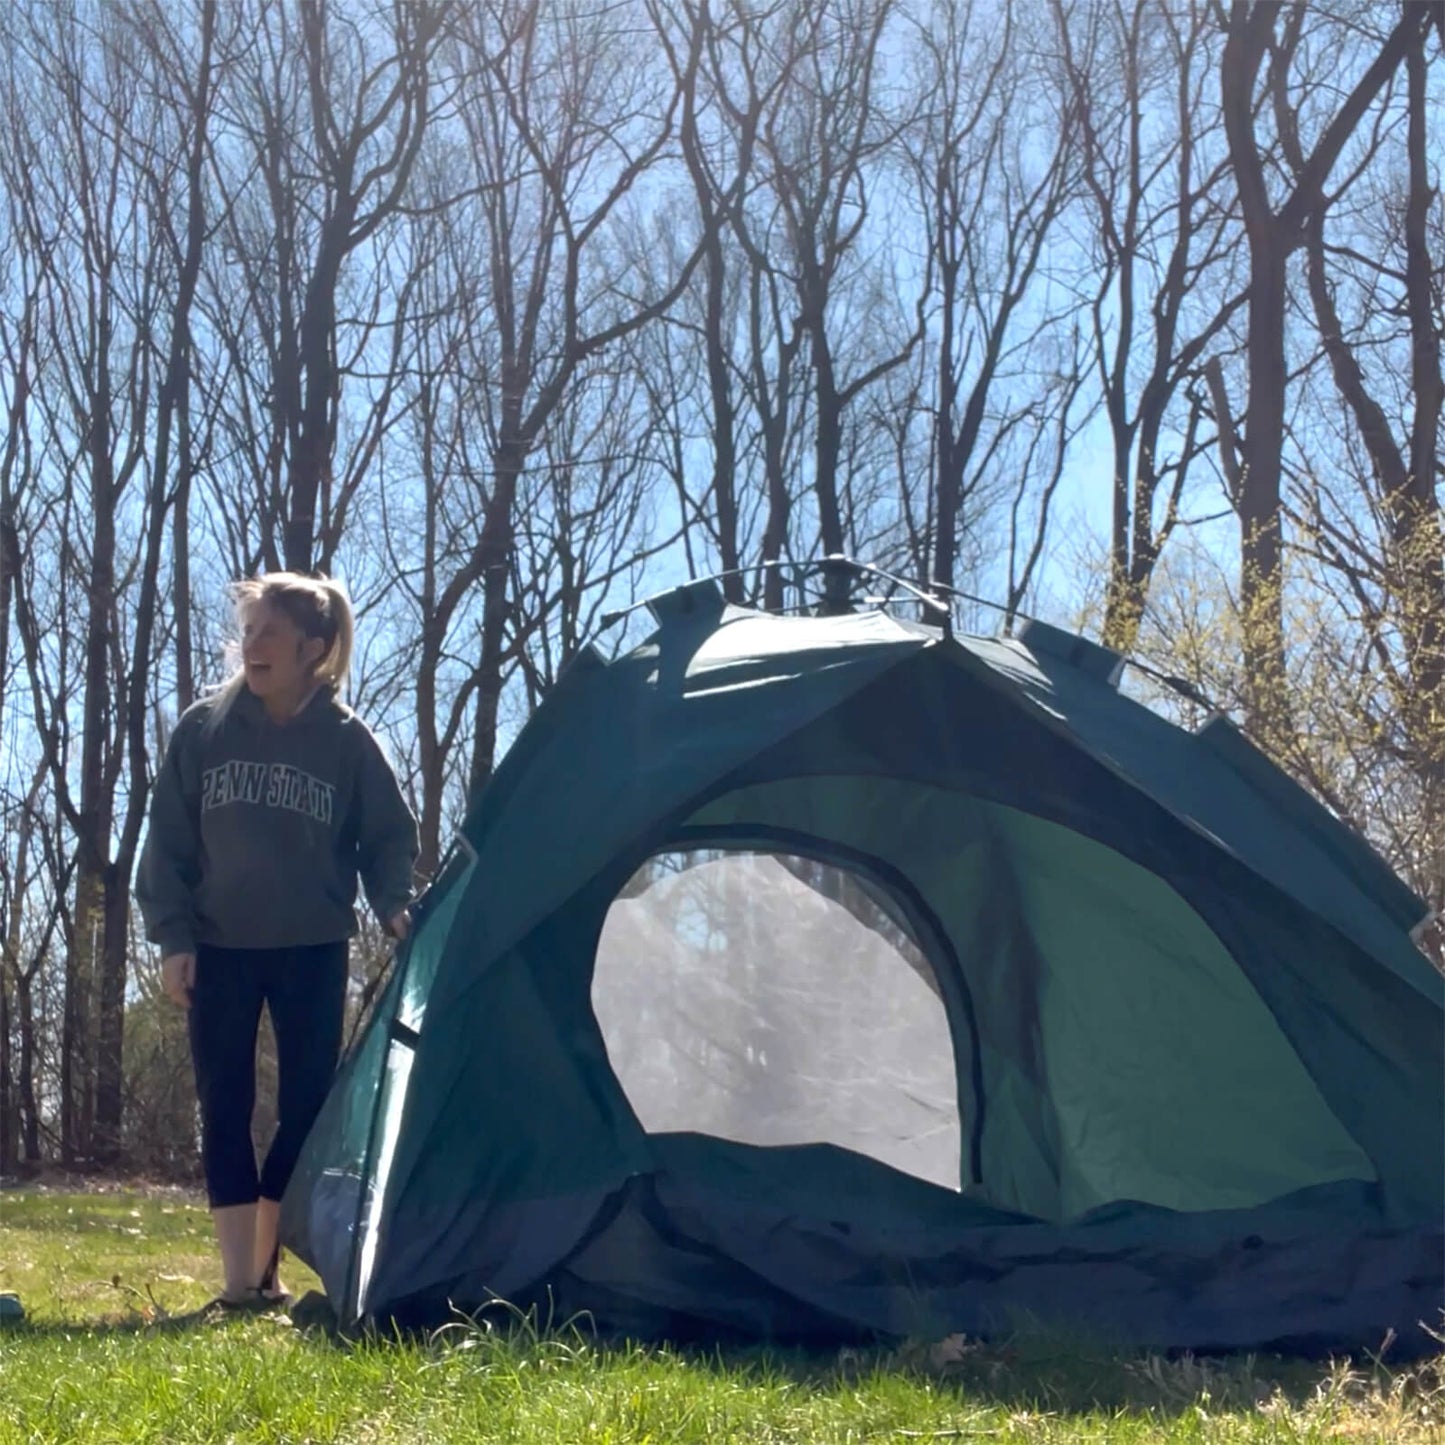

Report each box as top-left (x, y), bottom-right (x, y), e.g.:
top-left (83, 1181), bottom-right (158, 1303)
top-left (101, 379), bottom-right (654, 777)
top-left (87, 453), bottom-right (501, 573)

top-left (136, 712), bottom-right (204, 959)
top-left (353, 724), bottom-right (420, 931)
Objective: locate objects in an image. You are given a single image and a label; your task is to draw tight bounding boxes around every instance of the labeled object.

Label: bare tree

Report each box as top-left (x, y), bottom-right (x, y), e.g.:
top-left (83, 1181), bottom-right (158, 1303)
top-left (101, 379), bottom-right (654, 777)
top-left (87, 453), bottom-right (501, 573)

top-left (650, 0), bottom-right (763, 604)
top-left (791, 0), bottom-right (927, 610)
top-left (661, 0), bottom-right (922, 611)
top-left (1217, 0), bottom-right (1432, 731)
top-left (737, 0), bottom-right (924, 611)
top-left (0, 763), bottom-right (70, 1171)
top-left (1052, 0), bottom-right (1243, 651)
top-left (1275, 7), bottom-right (1445, 918)
top-left (1293, 14), bottom-right (1443, 722)
top-left (898, 0), bottom-right (1078, 610)
top-left (378, 177), bottom-right (488, 877)
top-left (0, 0), bottom-right (227, 1160)
top-left (446, 0), bottom-right (702, 792)
top-left (120, 0), bottom-right (230, 713)
top-left (203, 0), bottom-right (448, 573)
top-left (625, 219), bottom-right (738, 588)
top-left (1, 3), bottom-right (136, 1160)
top-left (510, 365), bottom-right (680, 703)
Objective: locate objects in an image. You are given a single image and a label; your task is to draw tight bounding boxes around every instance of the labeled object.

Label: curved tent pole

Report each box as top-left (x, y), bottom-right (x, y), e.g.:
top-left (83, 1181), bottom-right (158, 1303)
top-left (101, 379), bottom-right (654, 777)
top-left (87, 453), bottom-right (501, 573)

top-left (338, 829), bottom-right (480, 1326)
top-left (599, 555), bottom-right (952, 637)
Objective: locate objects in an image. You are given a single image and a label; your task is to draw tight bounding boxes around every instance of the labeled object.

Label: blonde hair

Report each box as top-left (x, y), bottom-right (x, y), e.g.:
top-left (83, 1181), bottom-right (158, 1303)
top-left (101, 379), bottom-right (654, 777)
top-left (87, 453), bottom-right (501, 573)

top-left (224, 571), bottom-right (356, 695)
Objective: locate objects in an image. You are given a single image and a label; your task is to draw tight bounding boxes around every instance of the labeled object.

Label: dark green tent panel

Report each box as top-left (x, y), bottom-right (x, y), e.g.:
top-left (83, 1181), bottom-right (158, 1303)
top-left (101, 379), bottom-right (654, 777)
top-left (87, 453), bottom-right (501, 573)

top-left (282, 580), bottom-right (1445, 1355)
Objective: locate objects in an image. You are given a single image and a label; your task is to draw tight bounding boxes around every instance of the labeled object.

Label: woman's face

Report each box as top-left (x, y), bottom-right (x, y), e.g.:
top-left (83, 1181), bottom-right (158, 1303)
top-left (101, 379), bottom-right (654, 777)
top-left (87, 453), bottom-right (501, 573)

top-left (241, 600), bottom-right (323, 704)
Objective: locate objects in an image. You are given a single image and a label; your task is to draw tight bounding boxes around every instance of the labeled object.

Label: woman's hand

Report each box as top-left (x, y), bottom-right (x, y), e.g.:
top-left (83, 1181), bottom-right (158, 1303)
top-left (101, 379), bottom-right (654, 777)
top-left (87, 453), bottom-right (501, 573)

top-left (162, 952), bottom-right (196, 1008)
top-left (388, 911), bottom-right (411, 942)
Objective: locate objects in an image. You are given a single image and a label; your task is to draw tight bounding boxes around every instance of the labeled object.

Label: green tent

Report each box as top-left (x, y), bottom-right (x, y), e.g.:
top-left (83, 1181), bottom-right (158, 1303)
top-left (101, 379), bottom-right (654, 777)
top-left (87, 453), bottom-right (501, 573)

top-left (282, 574), bottom-right (1444, 1354)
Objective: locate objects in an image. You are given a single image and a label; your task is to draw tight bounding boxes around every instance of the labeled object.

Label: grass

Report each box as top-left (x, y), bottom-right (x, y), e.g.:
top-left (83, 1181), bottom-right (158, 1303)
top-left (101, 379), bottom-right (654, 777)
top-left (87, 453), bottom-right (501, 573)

top-left (1, 1184), bottom-right (1441, 1443)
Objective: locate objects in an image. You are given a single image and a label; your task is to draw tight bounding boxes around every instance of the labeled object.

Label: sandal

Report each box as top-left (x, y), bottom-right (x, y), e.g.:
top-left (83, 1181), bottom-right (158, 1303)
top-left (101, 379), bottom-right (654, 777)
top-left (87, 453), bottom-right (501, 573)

top-left (256, 1243), bottom-right (292, 1307)
top-left (203, 1289), bottom-right (277, 1316)
top-left (258, 1241), bottom-right (280, 1292)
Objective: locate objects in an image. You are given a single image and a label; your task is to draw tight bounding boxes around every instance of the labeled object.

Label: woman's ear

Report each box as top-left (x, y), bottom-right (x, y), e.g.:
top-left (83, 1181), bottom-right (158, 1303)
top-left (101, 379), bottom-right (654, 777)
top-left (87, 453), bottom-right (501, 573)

top-left (300, 635), bottom-right (327, 672)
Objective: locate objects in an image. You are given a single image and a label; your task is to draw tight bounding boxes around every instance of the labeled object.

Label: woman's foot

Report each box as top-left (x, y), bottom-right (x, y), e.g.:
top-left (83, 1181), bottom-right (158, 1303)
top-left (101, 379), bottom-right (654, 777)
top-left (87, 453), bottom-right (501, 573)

top-left (204, 1288), bottom-right (279, 1316)
top-left (256, 1242), bottom-right (290, 1305)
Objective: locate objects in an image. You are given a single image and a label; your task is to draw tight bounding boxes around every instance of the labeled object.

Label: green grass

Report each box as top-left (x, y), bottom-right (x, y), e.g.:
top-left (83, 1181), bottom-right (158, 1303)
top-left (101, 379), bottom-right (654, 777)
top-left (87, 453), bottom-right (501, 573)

top-left (1, 1186), bottom-right (1440, 1443)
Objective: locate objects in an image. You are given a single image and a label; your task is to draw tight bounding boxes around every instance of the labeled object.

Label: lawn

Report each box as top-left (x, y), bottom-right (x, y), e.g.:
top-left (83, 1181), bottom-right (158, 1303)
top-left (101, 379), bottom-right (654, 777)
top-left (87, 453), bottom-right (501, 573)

top-left (0, 1183), bottom-right (1439, 1443)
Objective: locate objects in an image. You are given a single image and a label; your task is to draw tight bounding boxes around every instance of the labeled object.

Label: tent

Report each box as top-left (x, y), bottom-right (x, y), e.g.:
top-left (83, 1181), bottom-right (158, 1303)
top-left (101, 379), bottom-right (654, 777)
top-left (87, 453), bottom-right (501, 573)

top-left (281, 573), bottom-right (1445, 1355)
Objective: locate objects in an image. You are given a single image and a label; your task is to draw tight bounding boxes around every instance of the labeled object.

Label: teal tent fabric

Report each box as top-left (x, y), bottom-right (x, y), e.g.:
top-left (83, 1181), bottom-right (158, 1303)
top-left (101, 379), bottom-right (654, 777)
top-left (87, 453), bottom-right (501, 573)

top-left (282, 583), bottom-right (1444, 1355)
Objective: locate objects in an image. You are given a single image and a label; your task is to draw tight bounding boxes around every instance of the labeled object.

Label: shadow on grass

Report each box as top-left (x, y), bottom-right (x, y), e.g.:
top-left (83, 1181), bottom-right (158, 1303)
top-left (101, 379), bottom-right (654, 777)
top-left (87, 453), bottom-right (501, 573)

top-left (2, 1287), bottom-right (327, 1341)
top-left (707, 1331), bottom-right (1338, 1415)
top-left (7, 1288), bottom-right (1442, 1426)
top-left (4, 1304), bottom-right (297, 1340)
top-left (611, 1324), bottom-right (1445, 1427)
top-left (335, 1293), bottom-right (1445, 1422)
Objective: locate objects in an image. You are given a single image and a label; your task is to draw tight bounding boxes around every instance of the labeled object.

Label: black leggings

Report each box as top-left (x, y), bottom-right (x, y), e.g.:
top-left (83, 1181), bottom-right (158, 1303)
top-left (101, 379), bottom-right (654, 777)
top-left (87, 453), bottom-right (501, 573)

top-left (189, 941), bottom-right (349, 1209)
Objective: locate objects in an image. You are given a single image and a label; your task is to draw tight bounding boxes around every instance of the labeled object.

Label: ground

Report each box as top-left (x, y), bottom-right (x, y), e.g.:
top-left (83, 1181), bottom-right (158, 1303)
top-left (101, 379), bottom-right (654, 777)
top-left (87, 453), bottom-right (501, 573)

top-left (1, 1179), bottom-right (1441, 1444)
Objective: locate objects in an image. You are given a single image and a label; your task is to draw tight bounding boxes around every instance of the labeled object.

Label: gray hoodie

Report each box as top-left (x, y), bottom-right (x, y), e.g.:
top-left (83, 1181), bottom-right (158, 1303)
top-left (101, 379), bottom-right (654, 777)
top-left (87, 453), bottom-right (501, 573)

top-left (136, 684), bottom-right (419, 956)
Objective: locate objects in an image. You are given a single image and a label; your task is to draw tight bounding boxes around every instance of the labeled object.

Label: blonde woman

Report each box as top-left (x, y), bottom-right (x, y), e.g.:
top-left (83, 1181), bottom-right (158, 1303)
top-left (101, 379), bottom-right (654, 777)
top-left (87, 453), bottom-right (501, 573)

top-left (137, 572), bottom-right (418, 1311)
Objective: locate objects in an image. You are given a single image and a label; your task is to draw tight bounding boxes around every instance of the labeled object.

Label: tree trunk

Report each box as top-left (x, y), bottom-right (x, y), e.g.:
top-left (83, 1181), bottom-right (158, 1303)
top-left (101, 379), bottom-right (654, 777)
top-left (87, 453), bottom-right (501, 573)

top-left (760, 415), bottom-right (792, 613)
top-left (932, 248), bottom-right (960, 590)
top-left (93, 869), bottom-right (133, 1162)
top-left (469, 442), bottom-right (524, 795)
top-left (61, 880), bottom-right (94, 1165)
top-left (174, 395), bottom-right (196, 710)
top-left (1221, 0), bottom-right (1430, 739)
top-left (166, 0), bottom-right (214, 711)
top-left (416, 611), bottom-right (445, 877)
top-left (679, 16), bottom-right (745, 606)
top-left (809, 304), bottom-right (849, 613)
top-left (0, 253), bottom-right (34, 1173)
top-left (283, 240), bottom-right (347, 572)
top-left (1235, 242), bottom-right (1290, 738)
top-left (702, 232), bottom-right (743, 603)
top-left (81, 312), bottom-right (124, 1162)
top-left (1399, 25), bottom-right (1444, 715)
top-left (0, 972), bottom-right (11, 1175)
top-left (107, 1), bottom-right (214, 1158)
top-left (16, 968), bottom-right (38, 1162)
top-left (754, 270), bottom-right (796, 614)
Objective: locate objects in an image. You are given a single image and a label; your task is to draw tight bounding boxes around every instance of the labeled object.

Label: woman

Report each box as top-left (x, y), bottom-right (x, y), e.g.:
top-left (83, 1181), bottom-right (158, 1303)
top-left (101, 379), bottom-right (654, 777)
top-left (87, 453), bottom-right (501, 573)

top-left (137, 572), bottom-right (419, 1311)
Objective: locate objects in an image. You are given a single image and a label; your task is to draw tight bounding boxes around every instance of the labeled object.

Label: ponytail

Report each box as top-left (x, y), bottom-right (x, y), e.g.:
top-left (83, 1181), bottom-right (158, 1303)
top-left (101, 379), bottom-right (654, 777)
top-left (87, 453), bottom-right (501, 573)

top-left (306, 576), bottom-right (355, 693)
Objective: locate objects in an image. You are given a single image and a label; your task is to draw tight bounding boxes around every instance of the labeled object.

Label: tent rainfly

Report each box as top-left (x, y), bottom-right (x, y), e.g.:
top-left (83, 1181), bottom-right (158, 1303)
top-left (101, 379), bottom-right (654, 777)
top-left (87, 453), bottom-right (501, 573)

top-left (281, 573), bottom-right (1445, 1355)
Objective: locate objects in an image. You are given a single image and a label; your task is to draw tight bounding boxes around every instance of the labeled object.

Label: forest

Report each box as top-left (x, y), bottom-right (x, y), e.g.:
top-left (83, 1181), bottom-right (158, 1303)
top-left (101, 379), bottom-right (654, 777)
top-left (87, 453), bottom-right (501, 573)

top-left (0, 0), bottom-right (1439, 1175)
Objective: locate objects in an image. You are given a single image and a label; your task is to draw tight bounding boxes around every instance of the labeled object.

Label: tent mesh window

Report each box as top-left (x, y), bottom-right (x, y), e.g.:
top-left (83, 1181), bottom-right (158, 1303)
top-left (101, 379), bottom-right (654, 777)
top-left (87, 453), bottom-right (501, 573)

top-left (592, 847), bottom-right (963, 1191)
